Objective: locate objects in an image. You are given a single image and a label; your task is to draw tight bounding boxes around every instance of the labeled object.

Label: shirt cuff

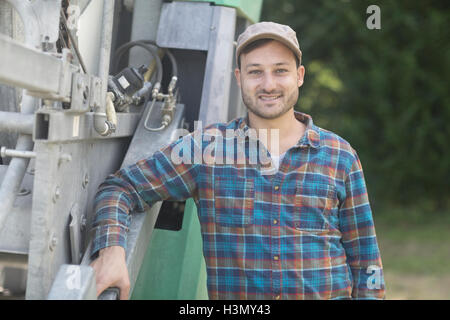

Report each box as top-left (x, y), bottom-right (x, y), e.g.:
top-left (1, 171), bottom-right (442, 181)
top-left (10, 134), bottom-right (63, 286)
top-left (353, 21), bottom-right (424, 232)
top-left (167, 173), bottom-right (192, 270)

top-left (91, 224), bottom-right (128, 258)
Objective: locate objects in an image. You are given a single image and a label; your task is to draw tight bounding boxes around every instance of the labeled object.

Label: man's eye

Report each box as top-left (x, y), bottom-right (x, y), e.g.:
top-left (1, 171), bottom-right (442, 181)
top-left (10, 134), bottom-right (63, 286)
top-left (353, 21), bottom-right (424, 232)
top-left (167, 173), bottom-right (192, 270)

top-left (276, 69), bottom-right (288, 73)
top-left (248, 70), bottom-right (261, 75)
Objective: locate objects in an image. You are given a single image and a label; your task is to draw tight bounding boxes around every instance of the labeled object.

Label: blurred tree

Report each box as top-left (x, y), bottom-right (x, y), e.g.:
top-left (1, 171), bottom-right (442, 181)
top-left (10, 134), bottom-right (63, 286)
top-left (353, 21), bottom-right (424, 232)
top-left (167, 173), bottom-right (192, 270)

top-left (261, 0), bottom-right (450, 207)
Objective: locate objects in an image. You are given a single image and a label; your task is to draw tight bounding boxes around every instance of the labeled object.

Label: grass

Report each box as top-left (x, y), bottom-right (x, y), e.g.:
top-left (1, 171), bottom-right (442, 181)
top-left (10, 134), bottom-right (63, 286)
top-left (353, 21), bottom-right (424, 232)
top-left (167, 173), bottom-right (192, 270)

top-left (373, 203), bottom-right (450, 299)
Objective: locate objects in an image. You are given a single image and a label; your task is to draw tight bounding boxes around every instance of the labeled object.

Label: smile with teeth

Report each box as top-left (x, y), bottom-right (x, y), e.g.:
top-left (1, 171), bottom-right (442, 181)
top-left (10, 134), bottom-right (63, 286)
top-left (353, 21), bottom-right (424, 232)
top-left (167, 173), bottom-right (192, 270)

top-left (259, 94), bottom-right (282, 101)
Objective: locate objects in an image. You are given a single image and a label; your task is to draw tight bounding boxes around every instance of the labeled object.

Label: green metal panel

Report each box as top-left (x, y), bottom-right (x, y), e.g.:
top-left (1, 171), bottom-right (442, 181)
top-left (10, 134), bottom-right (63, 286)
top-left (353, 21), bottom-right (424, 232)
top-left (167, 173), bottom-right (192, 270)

top-left (180, 0), bottom-right (263, 23)
top-left (131, 198), bottom-right (208, 299)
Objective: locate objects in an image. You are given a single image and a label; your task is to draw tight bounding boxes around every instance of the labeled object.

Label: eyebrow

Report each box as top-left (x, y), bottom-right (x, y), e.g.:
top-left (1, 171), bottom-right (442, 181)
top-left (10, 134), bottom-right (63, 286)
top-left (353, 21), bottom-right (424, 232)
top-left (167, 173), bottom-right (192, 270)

top-left (245, 62), bottom-right (291, 70)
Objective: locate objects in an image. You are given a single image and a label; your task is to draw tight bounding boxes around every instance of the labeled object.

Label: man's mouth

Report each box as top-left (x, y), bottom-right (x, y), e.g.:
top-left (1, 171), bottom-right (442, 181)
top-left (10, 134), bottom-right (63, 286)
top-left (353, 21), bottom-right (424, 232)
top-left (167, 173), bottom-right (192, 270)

top-left (258, 94), bottom-right (282, 101)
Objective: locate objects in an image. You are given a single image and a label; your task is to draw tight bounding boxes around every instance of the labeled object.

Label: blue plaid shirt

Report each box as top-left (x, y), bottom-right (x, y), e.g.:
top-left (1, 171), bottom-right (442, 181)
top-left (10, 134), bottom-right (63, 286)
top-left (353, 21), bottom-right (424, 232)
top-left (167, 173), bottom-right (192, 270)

top-left (91, 111), bottom-right (385, 300)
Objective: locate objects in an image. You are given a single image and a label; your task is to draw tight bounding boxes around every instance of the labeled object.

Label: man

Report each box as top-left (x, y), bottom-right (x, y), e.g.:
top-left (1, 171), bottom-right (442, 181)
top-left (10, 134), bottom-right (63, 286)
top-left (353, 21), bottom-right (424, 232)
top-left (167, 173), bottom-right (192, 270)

top-left (90, 22), bottom-right (385, 300)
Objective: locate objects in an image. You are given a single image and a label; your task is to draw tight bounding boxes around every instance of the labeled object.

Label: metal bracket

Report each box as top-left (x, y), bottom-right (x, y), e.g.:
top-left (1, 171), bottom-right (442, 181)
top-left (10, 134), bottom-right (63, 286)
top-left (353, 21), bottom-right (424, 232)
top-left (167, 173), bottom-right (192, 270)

top-left (67, 73), bottom-right (102, 113)
top-left (68, 73), bottom-right (91, 113)
top-left (0, 35), bottom-right (103, 110)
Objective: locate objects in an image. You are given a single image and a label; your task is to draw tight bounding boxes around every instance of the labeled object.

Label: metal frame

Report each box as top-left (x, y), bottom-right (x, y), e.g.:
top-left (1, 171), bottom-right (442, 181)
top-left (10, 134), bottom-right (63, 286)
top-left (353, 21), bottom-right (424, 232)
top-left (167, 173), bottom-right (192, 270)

top-left (51, 101), bottom-right (186, 300)
top-left (0, 112), bottom-right (34, 135)
top-left (198, 5), bottom-right (236, 126)
top-left (0, 34), bottom-right (72, 99)
top-left (0, 0), bottom-right (124, 299)
top-left (1, 0), bottom-right (243, 300)
top-left (157, 1), bottom-right (237, 126)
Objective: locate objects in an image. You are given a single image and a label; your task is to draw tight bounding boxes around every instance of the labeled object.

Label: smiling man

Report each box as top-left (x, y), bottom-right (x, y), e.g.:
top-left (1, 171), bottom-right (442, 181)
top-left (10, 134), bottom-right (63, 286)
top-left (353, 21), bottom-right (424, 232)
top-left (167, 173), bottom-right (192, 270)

top-left (90, 22), bottom-right (385, 300)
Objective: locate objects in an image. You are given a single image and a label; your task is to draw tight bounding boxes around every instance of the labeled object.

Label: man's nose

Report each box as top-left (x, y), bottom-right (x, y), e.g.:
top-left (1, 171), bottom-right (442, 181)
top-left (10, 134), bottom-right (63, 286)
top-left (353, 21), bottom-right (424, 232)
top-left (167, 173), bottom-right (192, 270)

top-left (261, 73), bottom-right (277, 92)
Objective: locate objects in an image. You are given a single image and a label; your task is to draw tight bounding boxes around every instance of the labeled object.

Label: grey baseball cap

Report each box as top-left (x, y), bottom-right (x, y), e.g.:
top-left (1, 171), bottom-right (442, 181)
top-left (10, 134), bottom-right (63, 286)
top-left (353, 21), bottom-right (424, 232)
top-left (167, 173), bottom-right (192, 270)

top-left (236, 21), bottom-right (302, 65)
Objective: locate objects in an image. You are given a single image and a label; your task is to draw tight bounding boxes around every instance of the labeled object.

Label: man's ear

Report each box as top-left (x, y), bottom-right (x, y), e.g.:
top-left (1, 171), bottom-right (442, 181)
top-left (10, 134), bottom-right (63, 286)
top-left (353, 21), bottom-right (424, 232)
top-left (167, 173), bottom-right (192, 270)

top-left (234, 68), bottom-right (241, 87)
top-left (297, 65), bottom-right (305, 87)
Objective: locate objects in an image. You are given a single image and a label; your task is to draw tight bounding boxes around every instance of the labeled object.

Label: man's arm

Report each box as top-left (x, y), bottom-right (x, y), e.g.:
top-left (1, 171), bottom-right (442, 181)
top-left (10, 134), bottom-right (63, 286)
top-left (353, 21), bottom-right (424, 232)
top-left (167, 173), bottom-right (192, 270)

top-left (338, 150), bottom-right (385, 299)
top-left (89, 134), bottom-right (199, 298)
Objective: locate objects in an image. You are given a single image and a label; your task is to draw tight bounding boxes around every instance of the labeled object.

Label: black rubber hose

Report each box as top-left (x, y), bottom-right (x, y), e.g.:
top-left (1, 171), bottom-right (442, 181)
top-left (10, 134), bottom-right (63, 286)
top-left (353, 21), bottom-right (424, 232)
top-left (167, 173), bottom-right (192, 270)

top-left (139, 40), bottom-right (178, 78)
top-left (113, 41), bottom-right (163, 84)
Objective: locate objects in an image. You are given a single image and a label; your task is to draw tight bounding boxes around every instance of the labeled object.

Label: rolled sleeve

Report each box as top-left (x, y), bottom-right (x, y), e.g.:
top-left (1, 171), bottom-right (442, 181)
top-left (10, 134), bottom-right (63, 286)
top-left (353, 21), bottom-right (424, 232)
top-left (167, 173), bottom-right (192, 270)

top-left (90, 134), bottom-right (199, 258)
top-left (338, 150), bottom-right (385, 299)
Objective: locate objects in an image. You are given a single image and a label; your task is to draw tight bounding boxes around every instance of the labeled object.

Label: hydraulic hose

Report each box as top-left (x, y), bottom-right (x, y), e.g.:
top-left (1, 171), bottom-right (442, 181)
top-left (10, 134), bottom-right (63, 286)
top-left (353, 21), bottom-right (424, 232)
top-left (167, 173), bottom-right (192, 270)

top-left (113, 41), bottom-right (163, 85)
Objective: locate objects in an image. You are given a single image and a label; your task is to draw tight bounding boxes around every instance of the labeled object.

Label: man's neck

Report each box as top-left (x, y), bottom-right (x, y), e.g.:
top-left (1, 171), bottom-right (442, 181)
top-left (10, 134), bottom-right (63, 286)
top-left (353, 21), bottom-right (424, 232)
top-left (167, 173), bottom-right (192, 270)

top-left (247, 109), bottom-right (306, 156)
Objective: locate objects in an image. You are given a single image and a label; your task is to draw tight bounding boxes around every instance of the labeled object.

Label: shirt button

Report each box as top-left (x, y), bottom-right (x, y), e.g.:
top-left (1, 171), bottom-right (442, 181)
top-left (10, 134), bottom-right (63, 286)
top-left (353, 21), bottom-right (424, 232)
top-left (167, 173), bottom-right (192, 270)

top-left (274, 185), bottom-right (279, 191)
top-left (275, 295), bottom-right (280, 300)
top-left (273, 255), bottom-right (279, 261)
top-left (273, 219), bottom-right (278, 225)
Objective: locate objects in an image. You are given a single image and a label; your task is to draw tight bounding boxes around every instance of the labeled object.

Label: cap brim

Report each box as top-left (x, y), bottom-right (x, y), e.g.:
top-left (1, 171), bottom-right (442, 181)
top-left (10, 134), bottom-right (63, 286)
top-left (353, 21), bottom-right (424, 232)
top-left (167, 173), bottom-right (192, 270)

top-left (236, 33), bottom-right (302, 64)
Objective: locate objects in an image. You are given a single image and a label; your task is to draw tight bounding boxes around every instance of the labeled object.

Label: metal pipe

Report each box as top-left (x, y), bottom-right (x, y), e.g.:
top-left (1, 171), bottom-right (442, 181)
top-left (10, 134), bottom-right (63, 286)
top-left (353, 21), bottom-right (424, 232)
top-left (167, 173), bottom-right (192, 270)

top-left (0, 111), bottom-right (34, 135)
top-left (94, 0), bottom-right (115, 136)
top-left (0, 95), bottom-right (37, 231)
top-left (1, 147), bottom-right (37, 159)
top-left (0, 1), bottom-right (41, 231)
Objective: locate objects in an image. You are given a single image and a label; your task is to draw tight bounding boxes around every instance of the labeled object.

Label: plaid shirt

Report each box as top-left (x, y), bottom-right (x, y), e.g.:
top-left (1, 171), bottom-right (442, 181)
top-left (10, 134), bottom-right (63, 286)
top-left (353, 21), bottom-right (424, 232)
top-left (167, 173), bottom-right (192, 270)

top-left (91, 111), bottom-right (385, 300)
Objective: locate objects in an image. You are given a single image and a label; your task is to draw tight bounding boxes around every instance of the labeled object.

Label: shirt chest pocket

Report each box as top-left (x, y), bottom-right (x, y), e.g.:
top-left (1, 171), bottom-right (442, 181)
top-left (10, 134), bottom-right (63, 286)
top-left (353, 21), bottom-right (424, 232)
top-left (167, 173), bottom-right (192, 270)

top-left (294, 182), bottom-right (337, 232)
top-left (214, 176), bottom-right (255, 227)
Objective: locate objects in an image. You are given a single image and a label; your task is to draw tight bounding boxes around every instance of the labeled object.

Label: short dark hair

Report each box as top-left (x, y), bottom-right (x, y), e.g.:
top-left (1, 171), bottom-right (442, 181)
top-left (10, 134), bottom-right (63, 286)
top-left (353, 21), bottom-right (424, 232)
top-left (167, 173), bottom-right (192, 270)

top-left (237, 39), bottom-right (300, 69)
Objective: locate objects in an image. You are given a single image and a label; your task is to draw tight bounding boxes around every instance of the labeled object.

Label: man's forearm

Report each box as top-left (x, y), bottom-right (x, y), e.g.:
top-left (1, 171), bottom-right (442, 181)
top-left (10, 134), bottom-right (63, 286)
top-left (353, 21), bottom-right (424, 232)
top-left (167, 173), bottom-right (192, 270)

top-left (90, 138), bottom-right (199, 258)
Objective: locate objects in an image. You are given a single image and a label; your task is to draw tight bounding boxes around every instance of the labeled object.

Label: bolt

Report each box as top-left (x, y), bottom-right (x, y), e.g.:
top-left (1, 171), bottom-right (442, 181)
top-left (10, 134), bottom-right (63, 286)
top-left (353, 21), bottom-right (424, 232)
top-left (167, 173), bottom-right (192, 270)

top-left (83, 86), bottom-right (89, 102)
top-left (53, 186), bottom-right (60, 203)
top-left (82, 173), bottom-right (89, 189)
top-left (49, 234), bottom-right (58, 251)
top-left (80, 215), bottom-right (87, 231)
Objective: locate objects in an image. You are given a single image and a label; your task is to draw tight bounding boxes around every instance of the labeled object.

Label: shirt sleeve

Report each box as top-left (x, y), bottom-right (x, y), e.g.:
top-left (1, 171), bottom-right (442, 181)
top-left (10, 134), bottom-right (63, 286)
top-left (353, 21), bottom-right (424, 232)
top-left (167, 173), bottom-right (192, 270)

top-left (90, 133), bottom-right (199, 257)
top-left (338, 150), bottom-right (386, 299)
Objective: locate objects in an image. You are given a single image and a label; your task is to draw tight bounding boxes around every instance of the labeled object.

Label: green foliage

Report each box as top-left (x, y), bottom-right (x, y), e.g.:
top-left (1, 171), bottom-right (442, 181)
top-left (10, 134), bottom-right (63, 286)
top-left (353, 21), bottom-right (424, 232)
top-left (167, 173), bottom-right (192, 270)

top-left (262, 0), bottom-right (450, 206)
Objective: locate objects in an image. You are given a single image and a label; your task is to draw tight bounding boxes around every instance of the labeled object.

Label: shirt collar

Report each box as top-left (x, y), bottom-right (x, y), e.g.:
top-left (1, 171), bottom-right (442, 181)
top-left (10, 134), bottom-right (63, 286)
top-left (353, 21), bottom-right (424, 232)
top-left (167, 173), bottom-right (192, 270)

top-left (237, 111), bottom-right (321, 149)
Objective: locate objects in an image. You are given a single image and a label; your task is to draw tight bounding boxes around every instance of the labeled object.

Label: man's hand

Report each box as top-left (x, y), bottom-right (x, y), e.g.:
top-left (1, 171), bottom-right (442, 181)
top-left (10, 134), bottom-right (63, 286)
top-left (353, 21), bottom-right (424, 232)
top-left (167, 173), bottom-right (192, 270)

top-left (90, 246), bottom-right (131, 300)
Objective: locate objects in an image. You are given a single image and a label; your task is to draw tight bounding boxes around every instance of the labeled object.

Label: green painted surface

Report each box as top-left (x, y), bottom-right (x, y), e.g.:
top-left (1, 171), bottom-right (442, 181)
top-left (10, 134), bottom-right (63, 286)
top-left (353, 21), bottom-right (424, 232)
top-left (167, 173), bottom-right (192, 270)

top-left (131, 198), bottom-right (208, 299)
top-left (180, 0), bottom-right (263, 23)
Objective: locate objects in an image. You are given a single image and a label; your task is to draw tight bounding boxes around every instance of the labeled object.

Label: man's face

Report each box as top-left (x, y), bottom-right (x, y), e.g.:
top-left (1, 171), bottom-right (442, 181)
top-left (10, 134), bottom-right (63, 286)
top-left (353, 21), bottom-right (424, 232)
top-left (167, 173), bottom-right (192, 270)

top-left (235, 40), bottom-right (305, 120)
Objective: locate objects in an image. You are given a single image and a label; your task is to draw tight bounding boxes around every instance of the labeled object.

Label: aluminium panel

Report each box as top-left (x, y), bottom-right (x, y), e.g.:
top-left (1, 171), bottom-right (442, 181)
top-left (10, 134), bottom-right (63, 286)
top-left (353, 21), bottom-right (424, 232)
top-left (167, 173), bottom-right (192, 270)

top-left (25, 137), bottom-right (131, 299)
top-left (0, 164), bottom-right (34, 255)
top-left (156, 2), bottom-right (213, 51)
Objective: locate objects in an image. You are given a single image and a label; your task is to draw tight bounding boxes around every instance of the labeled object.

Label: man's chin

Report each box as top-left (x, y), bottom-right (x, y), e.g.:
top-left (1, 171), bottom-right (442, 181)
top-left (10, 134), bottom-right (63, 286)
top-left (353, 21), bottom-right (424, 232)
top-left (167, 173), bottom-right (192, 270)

top-left (251, 104), bottom-right (289, 120)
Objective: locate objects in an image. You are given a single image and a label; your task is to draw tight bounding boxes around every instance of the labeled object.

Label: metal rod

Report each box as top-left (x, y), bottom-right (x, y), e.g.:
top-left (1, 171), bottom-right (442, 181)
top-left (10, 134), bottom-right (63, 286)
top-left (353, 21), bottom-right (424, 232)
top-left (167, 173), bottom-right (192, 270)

top-left (93, 0), bottom-right (115, 135)
top-left (1, 147), bottom-right (37, 159)
top-left (98, 0), bottom-right (114, 106)
top-left (0, 111), bottom-right (34, 135)
top-left (60, 7), bottom-right (87, 74)
top-left (0, 95), bottom-right (37, 232)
